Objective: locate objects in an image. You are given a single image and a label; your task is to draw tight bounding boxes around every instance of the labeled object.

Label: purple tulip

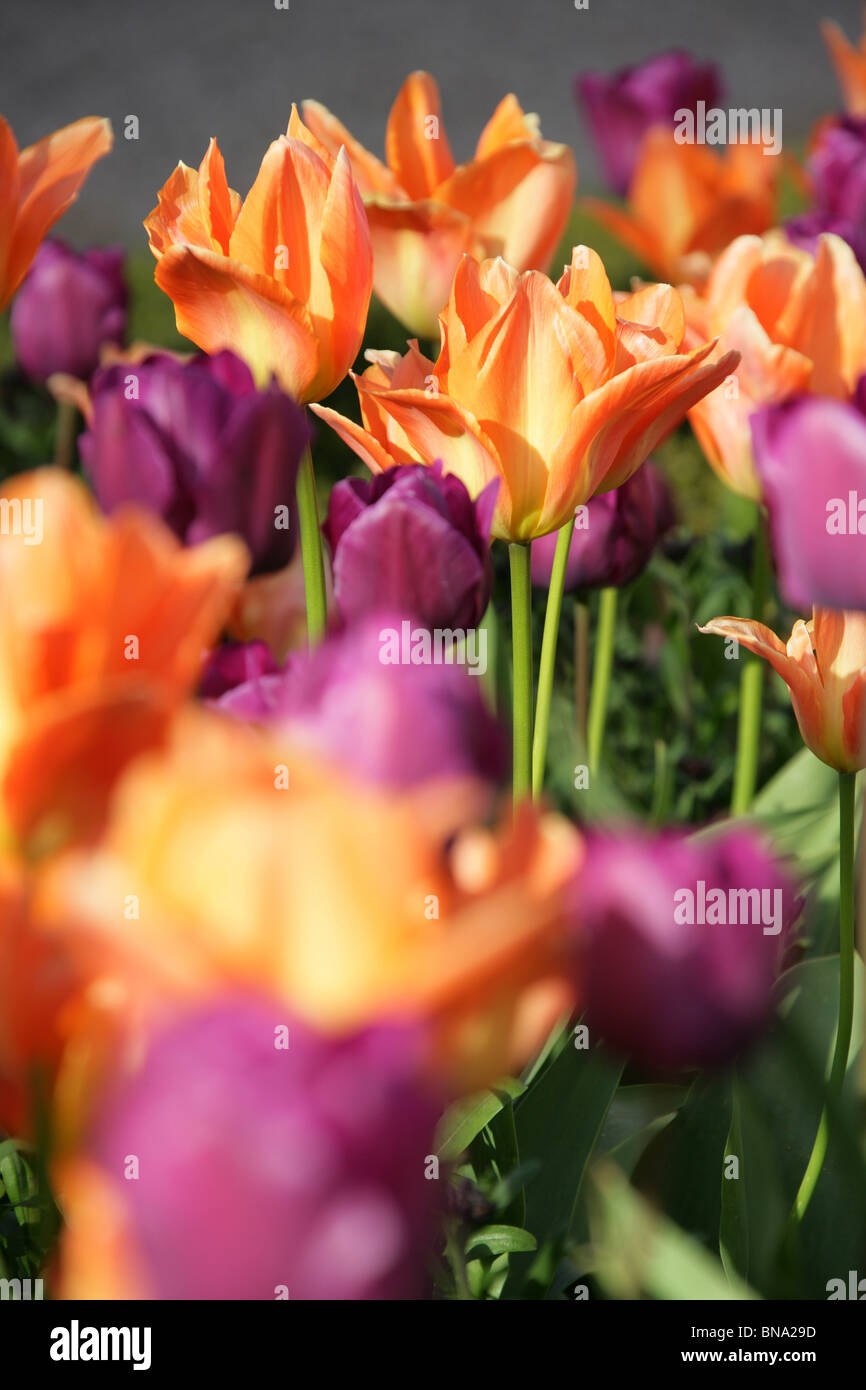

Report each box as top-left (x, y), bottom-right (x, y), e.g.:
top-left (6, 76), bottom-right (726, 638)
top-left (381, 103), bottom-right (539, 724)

top-left (86, 999), bottom-right (441, 1299)
top-left (573, 829), bottom-right (796, 1070)
top-left (199, 640), bottom-right (281, 699)
top-left (752, 388), bottom-right (866, 612)
top-left (323, 462), bottom-right (496, 630)
top-left (576, 50), bottom-right (724, 195)
top-left (530, 462), bottom-right (673, 592)
top-left (786, 117), bottom-right (866, 272)
top-left (215, 611), bottom-right (508, 789)
top-left (10, 239), bottom-right (127, 382)
top-left (79, 351), bottom-right (310, 575)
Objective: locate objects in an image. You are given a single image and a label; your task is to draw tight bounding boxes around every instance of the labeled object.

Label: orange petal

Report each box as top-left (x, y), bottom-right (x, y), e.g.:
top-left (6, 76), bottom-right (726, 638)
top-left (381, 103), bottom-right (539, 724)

top-left (581, 195), bottom-right (667, 280)
top-left (4, 116), bottom-right (112, 304)
top-left (365, 198), bottom-right (475, 338)
top-left (543, 344), bottom-right (739, 531)
top-left (700, 615), bottom-right (839, 769)
top-left (318, 147), bottom-right (374, 390)
top-left (311, 403), bottom-right (404, 475)
top-left (197, 138), bottom-right (240, 253)
top-left (301, 99), bottom-right (403, 197)
top-left (0, 116), bottom-right (21, 301)
top-left (154, 244), bottom-right (319, 398)
top-left (438, 139), bottom-right (576, 274)
top-left (556, 244), bottom-right (617, 382)
top-left (821, 18), bottom-right (866, 116)
top-left (229, 134), bottom-right (330, 290)
top-left (474, 94), bottom-right (539, 159)
top-left (385, 71), bottom-right (456, 198)
top-left (778, 233), bottom-right (866, 397)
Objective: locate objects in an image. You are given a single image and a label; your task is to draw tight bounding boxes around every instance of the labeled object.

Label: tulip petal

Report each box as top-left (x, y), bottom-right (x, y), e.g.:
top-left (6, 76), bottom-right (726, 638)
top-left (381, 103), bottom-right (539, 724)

top-left (153, 245), bottom-right (319, 398)
top-left (778, 233), bottom-right (866, 397)
top-left (6, 116), bottom-right (112, 300)
top-left (0, 116), bottom-right (21, 299)
top-left (365, 198), bottom-right (476, 340)
top-left (821, 18), bottom-right (866, 116)
top-left (385, 71), bottom-right (456, 199)
top-left (319, 148), bottom-right (374, 389)
top-left (543, 344), bottom-right (739, 530)
top-left (474, 94), bottom-right (540, 159)
top-left (438, 139), bottom-right (576, 274)
top-left (301, 99), bottom-right (403, 197)
top-left (228, 135), bottom-right (329, 293)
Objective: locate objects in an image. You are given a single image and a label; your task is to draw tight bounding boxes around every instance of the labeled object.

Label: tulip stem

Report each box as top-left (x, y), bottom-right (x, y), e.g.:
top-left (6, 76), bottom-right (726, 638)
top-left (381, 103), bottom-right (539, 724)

top-left (789, 770), bottom-right (857, 1227)
top-left (730, 515), bottom-right (770, 815)
top-left (587, 587), bottom-right (618, 778)
top-left (54, 400), bottom-right (78, 471)
top-left (532, 518), bottom-right (576, 798)
top-left (296, 445), bottom-right (327, 645)
top-left (509, 542), bottom-right (533, 802)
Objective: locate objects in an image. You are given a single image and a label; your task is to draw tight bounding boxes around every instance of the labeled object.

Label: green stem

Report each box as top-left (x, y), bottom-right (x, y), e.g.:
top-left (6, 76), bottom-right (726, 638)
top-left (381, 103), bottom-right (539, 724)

top-left (789, 770), bottom-right (857, 1226)
top-left (296, 445), bottom-right (327, 645)
top-left (531, 518), bottom-right (575, 798)
top-left (730, 514), bottom-right (769, 815)
top-left (587, 587), bottom-right (618, 778)
top-left (509, 542), bottom-right (533, 803)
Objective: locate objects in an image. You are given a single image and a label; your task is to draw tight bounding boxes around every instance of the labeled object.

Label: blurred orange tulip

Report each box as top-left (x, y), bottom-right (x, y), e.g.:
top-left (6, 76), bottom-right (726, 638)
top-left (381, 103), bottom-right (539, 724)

top-left (36, 709), bottom-right (582, 1100)
top-left (145, 109), bottom-right (373, 402)
top-left (0, 114), bottom-right (112, 310)
top-left (584, 128), bottom-right (778, 288)
top-left (315, 247), bottom-right (738, 541)
top-left (0, 469), bottom-right (247, 852)
top-left (684, 231), bottom-right (866, 498)
top-left (700, 608), bottom-right (866, 773)
top-left (822, 15), bottom-right (866, 116)
top-left (302, 72), bottom-right (576, 338)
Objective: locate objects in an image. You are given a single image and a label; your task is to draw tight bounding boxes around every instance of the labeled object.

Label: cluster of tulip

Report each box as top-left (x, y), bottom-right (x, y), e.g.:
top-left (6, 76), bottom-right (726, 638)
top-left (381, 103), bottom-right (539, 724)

top-left (0, 16), bottom-right (865, 1301)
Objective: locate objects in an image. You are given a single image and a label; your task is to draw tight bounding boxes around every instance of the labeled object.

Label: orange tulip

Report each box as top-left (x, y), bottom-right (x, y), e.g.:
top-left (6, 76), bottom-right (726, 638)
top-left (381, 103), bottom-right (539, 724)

top-left (584, 128), bottom-right (778, 289)
top-left (0, 469), bottom-right (247, 852)
top-left (700, 608), bottom-right (866, 773)
top-left (144, 109), bottom-right (373, 402)
top-left (35, 709), bottom-right (581, 1099)
top-left (302, 72), bottom-right (576, 338)
top-left (314, 247), bottom-right (738, 541)
top-left (822, 15), bottom-right (866, 116)
top-left (684, 231), bottom-right (866, 498)
top-left (0, 114), bottom-right (112, 310)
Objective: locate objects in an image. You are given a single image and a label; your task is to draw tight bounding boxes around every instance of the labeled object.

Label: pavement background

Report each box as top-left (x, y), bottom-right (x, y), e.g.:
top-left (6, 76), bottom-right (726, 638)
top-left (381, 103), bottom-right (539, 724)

top-left (2, 0), bottom-right (862, 247)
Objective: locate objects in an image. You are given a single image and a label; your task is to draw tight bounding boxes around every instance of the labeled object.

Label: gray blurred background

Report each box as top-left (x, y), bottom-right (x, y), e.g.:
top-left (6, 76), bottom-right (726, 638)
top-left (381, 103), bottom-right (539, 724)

top-left (2, 0), bottom-right (863, 247)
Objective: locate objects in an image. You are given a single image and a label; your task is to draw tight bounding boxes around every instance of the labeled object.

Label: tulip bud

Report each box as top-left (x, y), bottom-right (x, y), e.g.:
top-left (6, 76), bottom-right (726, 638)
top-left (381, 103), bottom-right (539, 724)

top-left (84, 1000), bottom-right (441, 1299)
top-left (215, 610), bottom-right (508, 789)
top-left (573, 829), bottom-right (796, 1070)
top-left (199, 640), bottom-right (280, 700)
top-left (10, 240), bottom-right (127, 382)
top-left (79, 351), bottom-right (309, 576)
top-left (530, 462), bottom-right (673, 593)
top-left (324, 462), bottom-right (496, 630)
top-left (752, 389), bottom-right (866, 612)
top-left (575, 50), bottom-right (724, 196)
top-left (785, 116), bottom-right (866, 273)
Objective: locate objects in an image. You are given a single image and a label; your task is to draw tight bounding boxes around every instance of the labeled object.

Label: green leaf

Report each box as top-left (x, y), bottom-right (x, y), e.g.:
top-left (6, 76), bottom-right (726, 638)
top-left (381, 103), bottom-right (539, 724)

top-left (723, 954), bottom-right (866, 1296)
top-left (0, 1142), bottom-right (38, 1230)
top-left (500, 1039), bottom-right (623, 1296)
top-left (585, 1160), bottom-right (759, 1301)
top-left (631, 1074), bottom-right (733, 1252)
top-left (435, 1077), bottom-right (525, 1162)
top-left (465, 1224), bottom-right (537, 1257)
